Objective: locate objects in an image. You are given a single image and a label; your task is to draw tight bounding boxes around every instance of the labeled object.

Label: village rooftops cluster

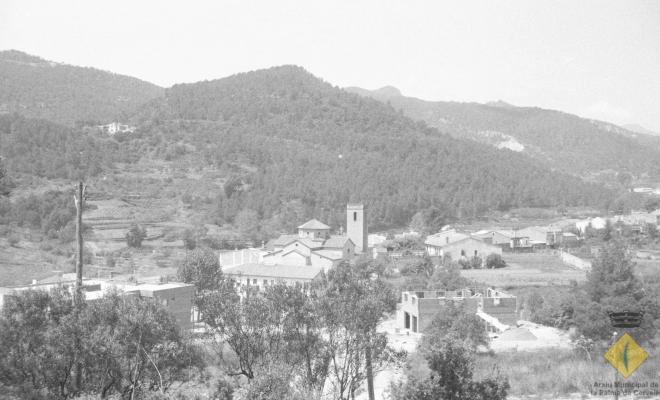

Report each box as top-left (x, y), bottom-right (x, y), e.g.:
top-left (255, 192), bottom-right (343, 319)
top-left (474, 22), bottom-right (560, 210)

top-left (222, 204), bottom-right (368, 287)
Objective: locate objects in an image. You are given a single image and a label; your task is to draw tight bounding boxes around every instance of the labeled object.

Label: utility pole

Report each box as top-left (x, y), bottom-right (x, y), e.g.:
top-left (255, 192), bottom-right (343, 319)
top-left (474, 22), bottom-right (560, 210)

top-left (74, 181), bottom-right (86, 301)
top-left (365, 341), bottom-right (375, 400)
top-left (73, 181), bottom-right (86, 393)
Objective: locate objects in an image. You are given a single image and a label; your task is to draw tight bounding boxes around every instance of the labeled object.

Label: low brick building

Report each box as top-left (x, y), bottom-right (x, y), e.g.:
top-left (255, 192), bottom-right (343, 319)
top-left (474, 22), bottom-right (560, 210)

top-left (0, 278), bottom-right (195, 331)
top-left (397, 288), bottom-right (517, 334)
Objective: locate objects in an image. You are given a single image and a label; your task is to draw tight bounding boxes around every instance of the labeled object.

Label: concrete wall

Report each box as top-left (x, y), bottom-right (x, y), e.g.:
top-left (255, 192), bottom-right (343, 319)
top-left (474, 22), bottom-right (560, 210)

top-left (219, 249), bottom-right (264, 268)
top-left (310, 253), bottom-right (336, 272)
top-left (480, 297), bottom-right (518, 326)
top-left (143, 286), bottom-right (195, 331)
top-left (398, 290), bottom-right (517, 333)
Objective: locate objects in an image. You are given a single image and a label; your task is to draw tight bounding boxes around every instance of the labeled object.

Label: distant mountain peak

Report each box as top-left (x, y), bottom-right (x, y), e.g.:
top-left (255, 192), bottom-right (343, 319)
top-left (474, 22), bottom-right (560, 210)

top-left (486, 100), bottom-right (515, 108)
top-left (0, 50), bottom-right (52, 66)
top-left (373, 86), bottom-right (402, 98)
top-left (622, 123), bottom-right (660, 137)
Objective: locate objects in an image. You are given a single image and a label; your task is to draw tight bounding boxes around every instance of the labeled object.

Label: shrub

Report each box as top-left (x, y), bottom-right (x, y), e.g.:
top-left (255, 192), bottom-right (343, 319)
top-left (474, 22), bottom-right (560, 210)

top-left (105, 255), bottom-right (116, 269)
top-left (7, 234), bottom-right (19, 247)
top-left (39, 242), bottom-right (53, 252)
top-left (486, 253), bottom-right (507, 269)
top-left (126, 224), bottom-right (147, 248)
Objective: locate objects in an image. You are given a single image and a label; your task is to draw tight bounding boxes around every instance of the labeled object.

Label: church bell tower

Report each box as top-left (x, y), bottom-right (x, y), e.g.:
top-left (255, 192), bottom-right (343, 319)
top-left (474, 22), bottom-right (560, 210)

top-left (346, 203), bottom-right (367, 253)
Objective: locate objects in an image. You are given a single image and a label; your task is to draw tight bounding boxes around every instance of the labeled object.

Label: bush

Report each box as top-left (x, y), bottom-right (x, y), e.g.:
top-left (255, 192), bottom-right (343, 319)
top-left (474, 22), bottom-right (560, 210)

top-left (486, 253), bottom-right (507, 269)
top-left (182, 229), bottom-right (196, 250)
top-left (39, 242), bottom-right (53, 252)
top-left (7, 234), bottom-right (19, 247)
top-left (105, 255), bottom-right (116, 269)
top-left (126, 224), bottom-right (147, 248)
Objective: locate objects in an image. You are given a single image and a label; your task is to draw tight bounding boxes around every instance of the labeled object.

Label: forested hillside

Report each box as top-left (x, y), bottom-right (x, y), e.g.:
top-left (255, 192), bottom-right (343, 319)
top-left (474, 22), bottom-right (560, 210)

top-left (0, 50), bottom-right (163, 125)
top-left (136, 66), bottom-right (613, 228)
top-left (346, 86), bottom-right (660, 178)
top-left (0, 114), bottom-right (141, 180)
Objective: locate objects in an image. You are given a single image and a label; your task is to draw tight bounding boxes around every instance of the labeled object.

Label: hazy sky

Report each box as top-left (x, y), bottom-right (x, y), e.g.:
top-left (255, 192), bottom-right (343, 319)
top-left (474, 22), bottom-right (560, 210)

top-left (2, 0), bottom-right (659, 130)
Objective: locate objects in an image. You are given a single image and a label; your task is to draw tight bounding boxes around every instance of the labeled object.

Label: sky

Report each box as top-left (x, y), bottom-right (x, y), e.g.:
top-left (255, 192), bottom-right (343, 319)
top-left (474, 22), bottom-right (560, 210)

top-left (1, 0), bottom-right (659, 131)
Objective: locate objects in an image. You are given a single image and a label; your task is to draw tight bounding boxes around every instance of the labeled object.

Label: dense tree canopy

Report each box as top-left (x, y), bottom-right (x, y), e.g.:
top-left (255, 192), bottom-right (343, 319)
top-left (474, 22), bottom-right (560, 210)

top-left (136, 66), bottom-right (614, 229)
top-left (0, 50), bottom-right (163, 125)
top-left (0, 288), bottom-right (200, 399)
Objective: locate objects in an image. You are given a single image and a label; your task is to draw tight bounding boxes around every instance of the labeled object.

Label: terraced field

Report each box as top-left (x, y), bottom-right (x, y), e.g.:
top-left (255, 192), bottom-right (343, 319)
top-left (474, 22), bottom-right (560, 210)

top-left (461, 252), bottom-right (587, 288)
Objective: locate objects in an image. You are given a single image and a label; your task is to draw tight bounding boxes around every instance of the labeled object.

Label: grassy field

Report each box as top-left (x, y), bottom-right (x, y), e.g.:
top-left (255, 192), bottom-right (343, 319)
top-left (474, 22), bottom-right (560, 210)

top-left (635, 258), bottom-right (660, 281)
top-left (402, 345), bottom-right (660, 398)
top-left (0, 230), bottom-right (73, 286)
top-left (474, 347), bottom-right (660, 398)
top-left (461, 252), bottom-right (586, 288)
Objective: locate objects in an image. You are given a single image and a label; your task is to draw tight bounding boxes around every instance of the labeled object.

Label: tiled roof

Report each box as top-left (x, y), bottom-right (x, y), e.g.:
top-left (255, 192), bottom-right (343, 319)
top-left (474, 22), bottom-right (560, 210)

top-left (312, 249), bottom-right (344, 260)
top-left (442, 237), bottom-right (501, 252)
top-left (281, 249), bottom-right (310, 258)
top-left (322, 235), bottom-right (351, 248)
top-left (272, 234), bottom-right (299, 247)
top-left (425, 230), bottom-right (469, 247)
top-left (296, 238), bottom-right (323, 249)
top-left (224, 263), bottom-right (322, 280)
top-left (297, 219), bottom-right (331, 230)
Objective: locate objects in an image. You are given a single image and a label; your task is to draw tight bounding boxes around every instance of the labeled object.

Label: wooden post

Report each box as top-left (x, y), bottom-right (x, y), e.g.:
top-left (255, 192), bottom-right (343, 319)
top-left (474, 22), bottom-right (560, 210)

top-left (74, 181), bottom-right (86, 300)
top-left (73, 181), bottom-right (86, 393)
top-left (365, 341), bottom-right (375, 400)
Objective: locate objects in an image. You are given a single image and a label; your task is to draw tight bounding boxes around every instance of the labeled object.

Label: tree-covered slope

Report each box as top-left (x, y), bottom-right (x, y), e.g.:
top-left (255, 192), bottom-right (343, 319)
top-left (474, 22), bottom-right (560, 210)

top-left (137, 66), bottom-right (613, 228)
top-left (345, 86), bottom-right (660, 178)
top-left (0, 50), bottom-right (163, 126)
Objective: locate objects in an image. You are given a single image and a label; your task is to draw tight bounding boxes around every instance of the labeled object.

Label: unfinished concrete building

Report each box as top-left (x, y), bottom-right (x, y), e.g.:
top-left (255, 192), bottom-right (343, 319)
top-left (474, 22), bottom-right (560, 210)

top-left (397, 288), bottom-right (517, 334)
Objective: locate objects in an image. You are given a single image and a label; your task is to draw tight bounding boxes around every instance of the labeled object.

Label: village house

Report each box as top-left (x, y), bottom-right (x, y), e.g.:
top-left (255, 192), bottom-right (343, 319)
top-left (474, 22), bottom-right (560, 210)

top-left (472, 230), bottom-right (532, 252)
top-left (223, 263), bottom-right (323, 289)
top-left (516, 226), bottom-right (562, 248)
top-left (424, 229), bottom-right (470, 256)
top-left (397, 288), bottom-right (517, 334)
top-left (561, 232), bottom-right (580, 246)
top-left (431, 237), bottom-right (502, 265)
top-left (653, 209), bottom-right (660, 225)
top-left (0, 277), bottom-right (195, 331)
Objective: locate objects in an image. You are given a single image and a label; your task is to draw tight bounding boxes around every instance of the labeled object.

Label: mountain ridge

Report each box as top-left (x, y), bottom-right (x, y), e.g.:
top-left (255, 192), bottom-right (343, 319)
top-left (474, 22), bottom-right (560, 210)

top-left (0, 50), bottom-right (164, 125)
top-left (344, 86), bottom-right (660, 179)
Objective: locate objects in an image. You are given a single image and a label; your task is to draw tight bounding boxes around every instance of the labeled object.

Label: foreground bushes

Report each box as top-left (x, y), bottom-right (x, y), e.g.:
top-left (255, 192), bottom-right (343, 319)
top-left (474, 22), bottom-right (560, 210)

top-left (0, 288), bottom-right (202, 399)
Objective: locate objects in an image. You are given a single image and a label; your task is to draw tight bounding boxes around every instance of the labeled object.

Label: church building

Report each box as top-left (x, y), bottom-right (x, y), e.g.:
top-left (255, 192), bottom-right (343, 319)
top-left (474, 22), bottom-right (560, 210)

top-left (224, 204), bottom-right (369, 286)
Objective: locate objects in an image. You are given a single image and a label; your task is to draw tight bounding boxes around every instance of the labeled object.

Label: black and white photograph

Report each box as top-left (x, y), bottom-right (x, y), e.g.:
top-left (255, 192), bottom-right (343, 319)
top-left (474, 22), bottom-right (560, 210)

top-left (0, 1), bottom-right (659, 399)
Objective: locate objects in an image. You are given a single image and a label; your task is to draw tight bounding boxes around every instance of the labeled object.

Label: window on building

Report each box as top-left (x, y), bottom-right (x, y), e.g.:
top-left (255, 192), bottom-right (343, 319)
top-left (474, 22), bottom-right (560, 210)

top-left (412, 297), bottom-right (416, 305)
top-left (263, 279), bottom-right (268, 286)
top-left (461, 249), bottom-right (466, 256)
top-left (353, 212), bottom-right (357, 221)
top-left (253, 279), bottom-right (257, 285)
top-left (474, 250), bottom-right (478, 256)
top-left (404, 293), bottom-right (408, 302)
